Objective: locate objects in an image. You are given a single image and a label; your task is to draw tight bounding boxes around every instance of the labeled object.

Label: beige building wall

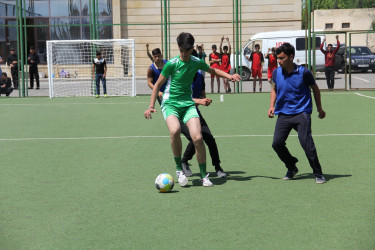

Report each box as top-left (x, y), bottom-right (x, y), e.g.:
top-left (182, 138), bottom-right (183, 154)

top-left (114, 0), bottom-right (301, 75)
top-left (314, 8), bottom-right (375, 52)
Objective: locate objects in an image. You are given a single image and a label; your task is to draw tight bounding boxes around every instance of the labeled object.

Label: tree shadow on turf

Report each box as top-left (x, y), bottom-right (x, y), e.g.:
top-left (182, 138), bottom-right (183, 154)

top-left (294, 173), bottom-right (352, 181)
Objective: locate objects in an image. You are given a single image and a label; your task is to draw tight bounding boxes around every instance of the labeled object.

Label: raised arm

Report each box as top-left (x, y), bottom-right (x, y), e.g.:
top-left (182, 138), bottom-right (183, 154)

top-left (320, 38), bottom-right (326, 54)
top-left (333, 35), bottom-right (340, 53)
top-left (219, 36), bottom-right (224, 54)
top-left (146, 43), bottom-right (153, 62)
top-left (226, 37), bottom-right (231, 54)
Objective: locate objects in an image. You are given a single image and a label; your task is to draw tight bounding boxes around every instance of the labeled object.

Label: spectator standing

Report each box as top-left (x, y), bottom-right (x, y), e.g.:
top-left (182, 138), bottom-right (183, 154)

top-left (219, 36), bottom-right (232, 93)
top-left (320, 35), bottom-right (340, 90)
top-left (27, 46), bottom-right (40, 89)
top-left (247, 44), bottom-right (264, 92)
top-left (7, 48), bottom-right (18, 90)
top-left (92, 51), bottom-right (107, 98)
top-left (0, 72), bottom-right (13, 97)
top-left (265, 47), bottom-right (277, 84)
top-left (209, 44), bottom-right (221, 93)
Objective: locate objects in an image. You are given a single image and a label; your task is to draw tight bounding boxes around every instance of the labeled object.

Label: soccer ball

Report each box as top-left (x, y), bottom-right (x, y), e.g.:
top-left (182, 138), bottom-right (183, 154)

top-left (155, 173), bottom-right (174, 193)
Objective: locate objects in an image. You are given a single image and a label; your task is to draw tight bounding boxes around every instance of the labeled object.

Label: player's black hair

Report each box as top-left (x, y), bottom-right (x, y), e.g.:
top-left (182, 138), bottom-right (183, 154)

top-left (152, 48), bottom-right (162, 56)
top-left (191, 49), bottom-right (198, 57)
top-left (197, 46), bottom-right (202, 50)
top-left (96, 51), bottom-right (101, 55)
top-left (10, 48), bottom-right (15, 51)
top-left (275, 43), bottom-right (295, 57)
top-left (223, 45), bottom-right (228, 50)
top-left (176, 32), bottom-right (194, 49)
top-left (327, 44), bottom-right (333, 47)
top-left (212, 44), bottom-right (217, 49)
top-left (255, 44), bottom-right (260, 49)
top-left (2, 72), bottom-right (7, 77)
top-left (271, 47), bottom-right (276, 52)
top-left (30, 46), bottom-right (34, 50)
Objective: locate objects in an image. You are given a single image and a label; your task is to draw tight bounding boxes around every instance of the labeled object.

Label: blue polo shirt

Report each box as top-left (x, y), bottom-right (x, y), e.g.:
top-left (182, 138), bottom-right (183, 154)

top-left (272, 64), bottom-right (316, 115)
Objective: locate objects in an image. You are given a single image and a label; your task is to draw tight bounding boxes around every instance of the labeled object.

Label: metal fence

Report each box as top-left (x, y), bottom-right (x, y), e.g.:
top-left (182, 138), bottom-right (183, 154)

top-left (0, 0), bottom-right (374, 97)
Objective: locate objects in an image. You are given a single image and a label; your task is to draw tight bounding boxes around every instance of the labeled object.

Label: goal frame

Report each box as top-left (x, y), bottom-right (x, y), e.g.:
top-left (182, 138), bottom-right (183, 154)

top-left (46, 39), bottom-right (136, 98)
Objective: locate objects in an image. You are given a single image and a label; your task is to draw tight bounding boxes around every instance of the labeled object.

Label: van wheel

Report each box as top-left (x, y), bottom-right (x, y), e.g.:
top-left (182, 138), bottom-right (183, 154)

top-left (240, 67), bottom-right (251, 81)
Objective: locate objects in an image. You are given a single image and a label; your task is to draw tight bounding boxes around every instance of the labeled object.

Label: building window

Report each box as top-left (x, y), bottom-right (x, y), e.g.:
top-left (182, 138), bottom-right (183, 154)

top-left (0, 0), bottom-right (113, 64)
top-left (342, 23), bottom-right (350, 29)
top-left (325, 23), bottom-right (333, 29)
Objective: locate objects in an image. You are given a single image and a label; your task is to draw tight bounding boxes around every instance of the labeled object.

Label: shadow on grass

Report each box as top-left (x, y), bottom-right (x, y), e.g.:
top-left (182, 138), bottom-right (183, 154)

top-left (188, 171), bottom-right (280, 186)
top-left (295, 173), bottom-right (352, 181)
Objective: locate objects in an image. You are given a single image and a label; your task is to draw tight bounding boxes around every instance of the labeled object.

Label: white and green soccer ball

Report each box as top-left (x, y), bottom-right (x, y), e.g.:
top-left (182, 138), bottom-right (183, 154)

top-left (155, 173), bottom-right (174, 193)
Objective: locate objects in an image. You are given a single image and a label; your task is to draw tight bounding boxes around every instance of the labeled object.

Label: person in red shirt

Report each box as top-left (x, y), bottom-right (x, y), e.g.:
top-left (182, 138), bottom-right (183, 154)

top-left (320, 35), bottom-right (340, 90)
top-left (220, 36), bottom-right (232, 93)
top-left (209, 44), bottom-right (221, 93)
top-left (265, 47), bottom-right (277, 85)
top-left (247, 44), bottom-right (264, 92)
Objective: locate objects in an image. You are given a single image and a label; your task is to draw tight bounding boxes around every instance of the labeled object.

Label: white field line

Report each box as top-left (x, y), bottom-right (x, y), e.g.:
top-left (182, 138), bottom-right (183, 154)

top-left (0, 134), bottom-right (374, 142)
top-left (0, 102), bottom-right (149, 106)
top-left (355, 93), bottom-right (375, 100)
top-left (352, 76), bottom-right (370, 83)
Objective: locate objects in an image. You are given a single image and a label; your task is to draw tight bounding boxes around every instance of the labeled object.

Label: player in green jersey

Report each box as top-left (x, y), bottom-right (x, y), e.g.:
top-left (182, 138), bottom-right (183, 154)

top-left (144, 32), bottom-right (241, 187)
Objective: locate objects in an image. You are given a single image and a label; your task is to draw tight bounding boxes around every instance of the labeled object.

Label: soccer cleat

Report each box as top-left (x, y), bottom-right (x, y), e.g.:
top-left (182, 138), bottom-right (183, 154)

top-left (176, 171), bottom-right (188, 187)
top-left (182, 162), bottom-right (193, 177)
top-left (315, 175), bottom-right (326, 184)
top-left (283, 168), bottom-right (299, 180)
top-left (95, 95), bottom-right (99, 98)
top-left (216, 170), bottom-right (227, 178)
top-left (201, 174), bottom-right (213, 187)
top-left (104, 94), bottom-right (108, 98)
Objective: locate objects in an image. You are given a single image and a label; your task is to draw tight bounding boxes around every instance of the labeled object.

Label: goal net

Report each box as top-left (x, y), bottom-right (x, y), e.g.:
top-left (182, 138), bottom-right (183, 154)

top-left (46, 39), bottom-right (135, 98)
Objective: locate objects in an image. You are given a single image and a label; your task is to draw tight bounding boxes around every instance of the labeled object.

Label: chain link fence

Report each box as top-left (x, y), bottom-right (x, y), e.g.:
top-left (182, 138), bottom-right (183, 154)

top-left (0, 0), bottom-right (374, 97)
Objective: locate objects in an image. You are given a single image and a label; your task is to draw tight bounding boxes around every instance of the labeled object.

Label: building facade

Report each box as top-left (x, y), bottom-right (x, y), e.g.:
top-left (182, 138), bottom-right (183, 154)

top-left (0, 0), bottom-right (301, 76)
top-left (314, 8), bottom-right (375, 52)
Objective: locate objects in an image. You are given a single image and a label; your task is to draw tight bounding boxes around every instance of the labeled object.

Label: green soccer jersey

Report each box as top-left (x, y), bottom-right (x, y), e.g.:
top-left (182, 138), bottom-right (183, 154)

top-left (161, 55), bottom-right (210, 106)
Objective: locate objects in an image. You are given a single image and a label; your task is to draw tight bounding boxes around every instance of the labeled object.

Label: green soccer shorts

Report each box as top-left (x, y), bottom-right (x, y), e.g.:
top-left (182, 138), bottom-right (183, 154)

top-left (161, 102), bottom-right (199, 124)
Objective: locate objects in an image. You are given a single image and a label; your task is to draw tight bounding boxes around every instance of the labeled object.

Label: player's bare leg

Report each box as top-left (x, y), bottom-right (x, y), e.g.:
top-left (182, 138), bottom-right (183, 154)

top-left (210, 77), bottom-right (214, 93)
top-left (166, 115), bottom-right (182, 156)
top-left (166, 115), bottom-right (187, 186)
top-left (186, 117), bottom-right (212, 186)
top-left (253, 77), bottom-right (257, 92)
top-left (259, 77), bottom-right (263, 92)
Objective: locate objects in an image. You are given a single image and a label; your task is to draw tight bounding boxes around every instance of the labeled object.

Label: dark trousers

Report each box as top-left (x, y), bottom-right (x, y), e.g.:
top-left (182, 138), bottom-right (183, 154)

top-left (95, 74), bottom-right (107, 95)
top-left (272, 113), bottom-right (323, 176)
top-left (11, 67), bottom-right (18, 89)
top-left (29, 66), bottom-right (39, 88)
top-left (324, 66), bottom-right (335, 89)
top-left (180, 112), bottom-right (222, 171)
top-left (0, 87), bottom-right (13, 96)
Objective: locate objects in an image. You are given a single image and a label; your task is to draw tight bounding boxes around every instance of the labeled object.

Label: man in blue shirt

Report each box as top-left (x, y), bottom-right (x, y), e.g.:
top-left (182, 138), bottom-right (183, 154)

top-left (268, 43), bottom-right (326, 184)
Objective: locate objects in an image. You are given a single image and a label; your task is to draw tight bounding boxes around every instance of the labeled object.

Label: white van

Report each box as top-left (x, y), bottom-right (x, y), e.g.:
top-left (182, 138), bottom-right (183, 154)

top-left (231, 30), bottom-right (325, 80)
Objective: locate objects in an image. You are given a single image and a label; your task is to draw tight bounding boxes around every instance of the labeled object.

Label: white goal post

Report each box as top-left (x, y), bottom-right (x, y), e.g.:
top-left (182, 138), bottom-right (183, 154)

top-left (47, 39), bottom-right (135, 98)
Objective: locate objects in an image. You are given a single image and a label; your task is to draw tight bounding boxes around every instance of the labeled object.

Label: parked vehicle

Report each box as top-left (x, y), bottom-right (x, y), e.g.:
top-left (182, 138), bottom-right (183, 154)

top-left (334, 46), bottom-right (375, 73)
top-left (231, 30), bottom-right (325, 80)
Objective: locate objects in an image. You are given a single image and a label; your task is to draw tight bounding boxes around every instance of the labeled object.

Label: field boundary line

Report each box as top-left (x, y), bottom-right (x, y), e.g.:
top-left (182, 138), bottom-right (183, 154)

top-left (355, 93), bottom-right (375, 100)
top-left (0, 134), bottom-right (374, 141)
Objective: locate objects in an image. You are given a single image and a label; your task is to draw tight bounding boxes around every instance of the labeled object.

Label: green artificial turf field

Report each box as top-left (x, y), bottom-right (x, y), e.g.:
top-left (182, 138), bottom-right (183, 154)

top-left (0, 91), bottom-right (374, 249)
